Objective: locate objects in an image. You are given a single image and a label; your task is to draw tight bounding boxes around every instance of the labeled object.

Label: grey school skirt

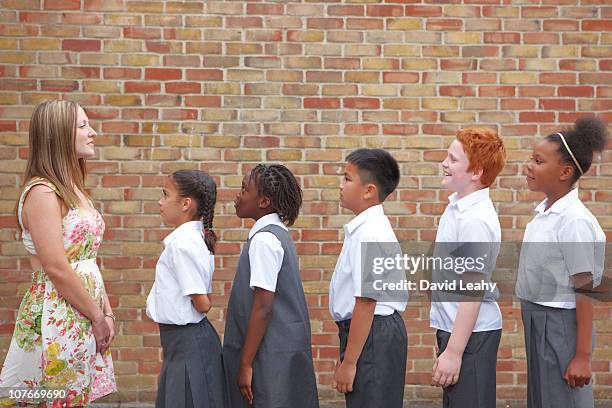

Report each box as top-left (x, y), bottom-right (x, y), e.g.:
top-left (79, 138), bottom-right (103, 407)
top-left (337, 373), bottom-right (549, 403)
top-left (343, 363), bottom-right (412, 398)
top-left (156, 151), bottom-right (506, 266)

top-left (521, 301), bottom-right (594, 408)
top-left (156, 317), bottom-right (227, 408)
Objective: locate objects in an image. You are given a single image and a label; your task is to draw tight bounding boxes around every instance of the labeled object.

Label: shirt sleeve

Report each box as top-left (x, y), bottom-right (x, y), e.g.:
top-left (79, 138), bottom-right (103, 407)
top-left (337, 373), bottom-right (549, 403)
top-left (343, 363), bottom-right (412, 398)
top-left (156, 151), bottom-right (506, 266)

top-left (558, 218), bottom-right (598, 279)
top-left (248, 231), bottom-right (284, 292)
top-left (170, 243), bottom-right (211, 296)
top-left (351, 233), bottom-right (387, 299)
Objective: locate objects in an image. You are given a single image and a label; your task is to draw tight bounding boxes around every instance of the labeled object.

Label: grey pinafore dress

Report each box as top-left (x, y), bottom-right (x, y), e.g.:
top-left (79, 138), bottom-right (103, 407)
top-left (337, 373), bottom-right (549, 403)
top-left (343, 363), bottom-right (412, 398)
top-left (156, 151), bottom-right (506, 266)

top-left (222, 224), bottom-right (319, 408)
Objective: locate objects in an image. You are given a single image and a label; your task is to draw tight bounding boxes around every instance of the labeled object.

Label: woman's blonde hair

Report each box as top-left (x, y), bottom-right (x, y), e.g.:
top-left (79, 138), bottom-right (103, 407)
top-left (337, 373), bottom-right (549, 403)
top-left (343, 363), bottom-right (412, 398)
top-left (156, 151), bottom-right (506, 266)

top-left (23, 100), bottom-right (88, 208)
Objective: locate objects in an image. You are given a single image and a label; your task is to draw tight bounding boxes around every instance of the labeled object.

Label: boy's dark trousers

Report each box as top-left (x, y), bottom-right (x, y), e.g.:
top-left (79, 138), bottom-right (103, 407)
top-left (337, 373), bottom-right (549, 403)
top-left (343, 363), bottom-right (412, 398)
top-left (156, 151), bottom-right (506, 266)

top-left (337, 311), bottom-right (407, 408)
top-left (436, 329), bottom-right (501, 408)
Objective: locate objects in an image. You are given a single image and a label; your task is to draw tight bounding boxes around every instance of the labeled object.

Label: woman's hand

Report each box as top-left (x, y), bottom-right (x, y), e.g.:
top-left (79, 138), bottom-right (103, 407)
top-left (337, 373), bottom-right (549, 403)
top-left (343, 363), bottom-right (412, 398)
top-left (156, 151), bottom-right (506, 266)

top-left (91, 313), bottom-right (111, 355)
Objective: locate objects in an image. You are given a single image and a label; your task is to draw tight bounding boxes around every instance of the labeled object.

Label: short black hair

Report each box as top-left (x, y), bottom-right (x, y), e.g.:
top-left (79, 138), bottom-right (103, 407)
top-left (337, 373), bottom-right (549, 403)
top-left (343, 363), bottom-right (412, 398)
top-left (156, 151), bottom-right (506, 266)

top-left (545, 116), bottom-right (609, 184)
top-left (249, 164), bottom-right (303, 226)
top-left (346, 148), bottom-right (400, 202)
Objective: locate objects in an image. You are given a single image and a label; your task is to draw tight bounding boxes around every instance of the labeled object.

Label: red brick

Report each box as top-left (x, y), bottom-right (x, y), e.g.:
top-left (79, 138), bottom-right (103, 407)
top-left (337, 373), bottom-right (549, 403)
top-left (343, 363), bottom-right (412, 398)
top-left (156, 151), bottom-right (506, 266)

top-left (519, 112), bottom-right (556, 123)
top-left (124, 81), bottom-right (161, 93)
top-left (307, 18), bottom-right (344, 29)
top-left (479, 86), bottom-right (515, 97)
top-left (101, 175), bottom-right (140, 187)
top-left (345, 124), bottom-right (379, 135)
top-left (539, 99), bottom-right (576, 110)
top-left (382, 124), bottom-right (418, 135)
top-left (440, 85), bottom-right (476, 97)
top-left (44, 0), bottom-right (79, 9)
top-left (347, 18), bottom-right (383, 30)
top-left (484, 32), bottom-right (520, 44)
top-left (161, 109), bottom-right (197, 120)
top-left (582, 20), bottom-right (612, 30)
top-left (165, 82), bottom-right (201, 94)
top-left (343, 97), bottom-right (380, 109)
top-left (540, 73), bottom-right (576, 84)
top-left (304, 98), bottom-right (340, 109)
top-left (123, 27), bottom-right (161, 40)
top-left (62, 39), bottom-right (101, 52)
top-left (383, 72), bottom-right (419, 83)
top-left (184, 96), bottom-right (221, 108)
top-left (104, 68), bottom-right (141, 80)
top-left (226, 17), bottom-right (262, 28)
top-left (426, 19), bottom-right (462, 31)
top-left (145, 68), bottom-right (182, 81)
top-left (366, 5), bottom-right (404, 17)
top-left (328, 5), bottom-right (364, 16)
top-left (405, 6), bottom-right (442, 17)
top-left (185, 69), bottom-right (223, 81)
top-left (246, 3), bottom-right (284, 15)
top-left (243, 136), bottom-right (279, 148)
top-left (558, 86), bottom-right (594, 97)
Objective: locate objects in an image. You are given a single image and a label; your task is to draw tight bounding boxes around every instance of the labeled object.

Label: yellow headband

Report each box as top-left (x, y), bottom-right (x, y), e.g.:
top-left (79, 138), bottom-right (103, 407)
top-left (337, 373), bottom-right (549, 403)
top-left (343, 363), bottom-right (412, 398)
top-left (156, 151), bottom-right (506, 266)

top-left (557, 132), bottom-right (584, 175)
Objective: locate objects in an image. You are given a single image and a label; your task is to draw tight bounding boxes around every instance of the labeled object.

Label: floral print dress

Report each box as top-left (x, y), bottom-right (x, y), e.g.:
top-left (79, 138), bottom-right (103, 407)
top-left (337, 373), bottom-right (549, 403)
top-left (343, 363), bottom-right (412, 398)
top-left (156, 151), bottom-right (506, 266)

top-left (0, 178), bottom-right (116, 406)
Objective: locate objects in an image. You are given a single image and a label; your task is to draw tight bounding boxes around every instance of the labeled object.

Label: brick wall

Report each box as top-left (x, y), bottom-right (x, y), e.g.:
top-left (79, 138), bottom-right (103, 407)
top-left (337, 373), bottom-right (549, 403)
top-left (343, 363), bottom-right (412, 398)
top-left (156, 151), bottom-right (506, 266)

top-left (0, 0), bottom-right (611, 405)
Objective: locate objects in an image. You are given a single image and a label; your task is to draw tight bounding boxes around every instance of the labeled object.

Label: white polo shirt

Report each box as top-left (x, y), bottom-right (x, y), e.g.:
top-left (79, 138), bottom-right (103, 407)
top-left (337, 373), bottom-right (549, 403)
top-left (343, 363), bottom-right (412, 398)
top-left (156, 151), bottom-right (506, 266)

top-left (516, 189), bottom-right (605, 309)
top-left (429, 188), bottom-right (503, 333)
top-left (329, 204), bottom-right (407, 321)
top-left (146, 221), bottom-right (214, 325)
top-left (247, 213), bottom-right (287, 292)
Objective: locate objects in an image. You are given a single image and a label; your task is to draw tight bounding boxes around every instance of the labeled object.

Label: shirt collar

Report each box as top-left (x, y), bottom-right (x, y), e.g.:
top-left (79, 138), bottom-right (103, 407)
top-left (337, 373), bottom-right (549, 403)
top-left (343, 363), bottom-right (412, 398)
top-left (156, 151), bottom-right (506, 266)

top-left (535, 188), bottom-right (579, 215)
top-left (163, 220), bottom-right (203, 246)
top-left (448, 188), bottom-right (490, 213)
top-left (344, 204), bottom-right (384, 235)
top-left (248, 213), bottom-right (288, 239)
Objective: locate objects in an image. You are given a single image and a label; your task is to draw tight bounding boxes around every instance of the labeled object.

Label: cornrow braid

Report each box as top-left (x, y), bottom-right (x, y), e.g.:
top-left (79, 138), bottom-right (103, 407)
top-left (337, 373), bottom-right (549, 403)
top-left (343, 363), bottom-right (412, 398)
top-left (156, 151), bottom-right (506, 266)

top-left (171, 169), bottom-right (217, 254)
top-left (249, 164), bottom-right (302, 226)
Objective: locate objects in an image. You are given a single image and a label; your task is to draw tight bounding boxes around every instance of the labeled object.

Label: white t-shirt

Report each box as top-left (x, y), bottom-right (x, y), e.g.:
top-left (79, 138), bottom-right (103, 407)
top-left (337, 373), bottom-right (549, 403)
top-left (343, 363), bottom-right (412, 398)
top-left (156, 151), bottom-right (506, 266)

top-left (146, 221), bottom-right (214, 325)
top-left (329, 204), bottom-right (407, 321)
top-left (248, 213), bottom-right (287, 292)
top-left (429, 188), bottom-right (503, 333)
top-left (516, 189), bottom-right (605, 309)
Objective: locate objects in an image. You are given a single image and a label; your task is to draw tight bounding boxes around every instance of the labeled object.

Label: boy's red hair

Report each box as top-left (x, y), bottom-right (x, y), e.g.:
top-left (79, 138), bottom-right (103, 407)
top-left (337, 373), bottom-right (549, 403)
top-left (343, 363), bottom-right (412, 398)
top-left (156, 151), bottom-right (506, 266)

top-left (456, 127), bottom-right (506, 187)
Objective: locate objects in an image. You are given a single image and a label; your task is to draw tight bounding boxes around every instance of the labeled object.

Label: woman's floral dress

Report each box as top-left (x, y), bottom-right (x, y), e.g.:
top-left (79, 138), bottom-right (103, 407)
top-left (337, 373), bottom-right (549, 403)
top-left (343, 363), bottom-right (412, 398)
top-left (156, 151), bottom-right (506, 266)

top-left (0, 178), bottom-right (116, 406)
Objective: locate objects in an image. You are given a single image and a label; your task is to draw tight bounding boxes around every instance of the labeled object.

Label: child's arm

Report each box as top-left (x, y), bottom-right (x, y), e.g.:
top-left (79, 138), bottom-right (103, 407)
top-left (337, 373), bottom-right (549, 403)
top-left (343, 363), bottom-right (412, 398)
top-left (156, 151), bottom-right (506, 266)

top-left (333, 296), bottom-right (376, 394)
top-left (190, 294), bottom-right (211, 314)
top-left (432, 300), bottom-right (481, 388)
top-left (238, 287), bottom-right (275, 405)
top-left (564, 272), bottom-right (594, 388)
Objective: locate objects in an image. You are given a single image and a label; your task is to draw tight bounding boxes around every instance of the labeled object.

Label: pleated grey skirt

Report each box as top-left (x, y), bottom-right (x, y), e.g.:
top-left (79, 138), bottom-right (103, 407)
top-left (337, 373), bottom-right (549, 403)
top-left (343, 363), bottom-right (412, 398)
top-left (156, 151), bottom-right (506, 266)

top-left (156, 317), bottom-right (227, 408)
top-left (521, 301), bottom-right (594, 408)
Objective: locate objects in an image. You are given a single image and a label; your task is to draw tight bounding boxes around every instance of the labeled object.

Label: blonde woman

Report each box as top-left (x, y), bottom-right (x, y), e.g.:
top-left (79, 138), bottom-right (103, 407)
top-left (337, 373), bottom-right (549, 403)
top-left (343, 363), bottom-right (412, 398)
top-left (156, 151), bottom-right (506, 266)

top-left (0, 100), bottom-right (116, 406)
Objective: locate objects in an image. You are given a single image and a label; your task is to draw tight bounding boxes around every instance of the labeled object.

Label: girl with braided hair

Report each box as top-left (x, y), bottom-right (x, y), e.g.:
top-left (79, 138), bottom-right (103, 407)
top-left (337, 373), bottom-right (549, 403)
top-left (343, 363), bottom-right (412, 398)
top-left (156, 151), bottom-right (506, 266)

top-left (516, 116), bottom-right (609, 408)
top-left (223, 164), bottom-right (319, 408)
top-left (146, 170), bottom-right (227, 408)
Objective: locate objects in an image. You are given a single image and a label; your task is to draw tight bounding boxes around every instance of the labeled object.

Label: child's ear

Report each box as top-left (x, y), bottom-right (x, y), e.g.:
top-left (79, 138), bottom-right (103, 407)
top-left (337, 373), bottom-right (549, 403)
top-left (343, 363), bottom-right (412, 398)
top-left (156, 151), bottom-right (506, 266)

top-left (258, 195), bottom-right (271, 210)
top-left (363, 183), bottom-right (378, 201)
top-left (182, 197), bottom-right (193, 212)
top-left (559, 164), bottom-right (575, 182)
top-left (471, 167), bottom-right (484, 183)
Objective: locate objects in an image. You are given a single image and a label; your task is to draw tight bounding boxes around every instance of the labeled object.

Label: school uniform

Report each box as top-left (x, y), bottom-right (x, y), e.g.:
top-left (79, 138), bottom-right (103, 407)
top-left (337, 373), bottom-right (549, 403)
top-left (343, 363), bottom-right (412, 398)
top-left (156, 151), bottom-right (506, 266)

top-left (223, 213), bottom-right (319, 408)
top-left (329, 204), bottom-right (408, 408)
top-left (146, 221), bottom-right (226, 408)
top-left (516, 189), bottom-right (605, 408)
top-left (429, 188), bottom-right (503, 408)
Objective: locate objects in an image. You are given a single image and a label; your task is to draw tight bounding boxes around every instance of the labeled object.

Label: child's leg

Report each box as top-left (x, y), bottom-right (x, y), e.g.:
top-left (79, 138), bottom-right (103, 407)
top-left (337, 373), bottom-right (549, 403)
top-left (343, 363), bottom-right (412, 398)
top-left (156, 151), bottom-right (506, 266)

top-left (339, 312), bottom-right (407, 408)
top-left (437, 329), bottom-right (501, 408)
top-left (521, 302), bottom-right (594, 408)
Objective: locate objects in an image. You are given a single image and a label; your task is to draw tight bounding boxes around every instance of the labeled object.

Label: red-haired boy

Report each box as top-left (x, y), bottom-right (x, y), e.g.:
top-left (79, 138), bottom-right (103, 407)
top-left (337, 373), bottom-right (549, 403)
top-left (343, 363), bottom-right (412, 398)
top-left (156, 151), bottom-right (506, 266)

top-left (430, 128), bottom-right (507, 407)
